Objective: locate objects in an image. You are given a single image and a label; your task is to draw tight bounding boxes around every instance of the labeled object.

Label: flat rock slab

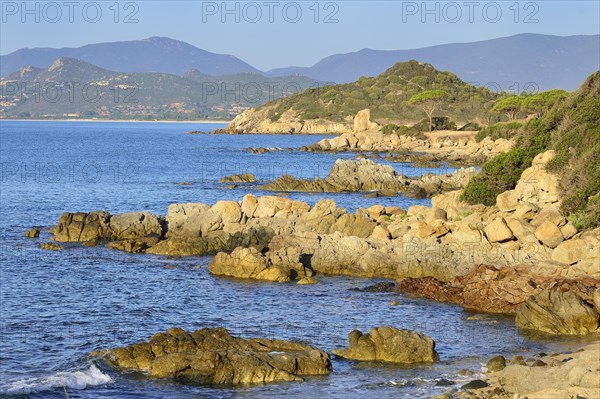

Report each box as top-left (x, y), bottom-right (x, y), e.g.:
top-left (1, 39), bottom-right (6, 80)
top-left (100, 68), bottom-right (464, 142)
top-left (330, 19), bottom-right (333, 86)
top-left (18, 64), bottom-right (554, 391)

top-left (93, 327), bottom-right (332, 385)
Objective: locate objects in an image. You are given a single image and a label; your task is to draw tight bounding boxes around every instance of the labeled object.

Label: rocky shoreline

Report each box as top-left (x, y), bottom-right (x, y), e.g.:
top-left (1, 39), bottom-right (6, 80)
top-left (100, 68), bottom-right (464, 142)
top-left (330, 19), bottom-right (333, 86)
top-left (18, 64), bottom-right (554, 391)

top-left (39, 147), bottom-right (600, 394)
top-left (260, 158), bottom-right (476, 198)
top-left (300, 110), bottom-right (512, 165)
top-left (214, 109), bottom-right (514, 165)
top-left (45, 151), bottom-right (599, 331)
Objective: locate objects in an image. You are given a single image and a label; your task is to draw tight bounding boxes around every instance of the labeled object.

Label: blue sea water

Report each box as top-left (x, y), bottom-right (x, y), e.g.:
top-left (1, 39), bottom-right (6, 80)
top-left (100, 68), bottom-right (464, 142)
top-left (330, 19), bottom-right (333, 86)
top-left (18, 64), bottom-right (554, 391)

top-left (0, 121), bottom-right (593, 398)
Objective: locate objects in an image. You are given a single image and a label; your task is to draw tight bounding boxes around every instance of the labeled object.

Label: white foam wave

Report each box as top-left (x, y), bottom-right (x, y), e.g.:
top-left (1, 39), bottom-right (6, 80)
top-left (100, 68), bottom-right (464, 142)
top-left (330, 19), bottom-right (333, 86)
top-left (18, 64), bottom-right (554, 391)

top-left (0, 365), bottom-right (112, 395)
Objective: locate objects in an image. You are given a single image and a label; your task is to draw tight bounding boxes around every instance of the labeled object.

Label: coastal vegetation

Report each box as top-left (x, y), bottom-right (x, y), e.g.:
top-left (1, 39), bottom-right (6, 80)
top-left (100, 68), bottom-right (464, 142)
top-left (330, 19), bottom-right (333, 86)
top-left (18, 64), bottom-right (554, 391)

top-left (259, 60), bottom-right (498, 126)
top-left (462, 72), bottom-right (600, 229)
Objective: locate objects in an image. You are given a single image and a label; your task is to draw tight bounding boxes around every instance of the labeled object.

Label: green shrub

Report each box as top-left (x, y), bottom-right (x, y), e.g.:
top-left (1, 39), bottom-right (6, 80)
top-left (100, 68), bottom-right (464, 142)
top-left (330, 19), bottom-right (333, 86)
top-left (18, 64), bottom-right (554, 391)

top-left (382, 124), bottom-right (400, 135)
top-left (461, 147), bottom-right (535, 205)
top-left (459, 122), bottom-right (481, 131)
top-left (475, 121), bottom-right (522, 142)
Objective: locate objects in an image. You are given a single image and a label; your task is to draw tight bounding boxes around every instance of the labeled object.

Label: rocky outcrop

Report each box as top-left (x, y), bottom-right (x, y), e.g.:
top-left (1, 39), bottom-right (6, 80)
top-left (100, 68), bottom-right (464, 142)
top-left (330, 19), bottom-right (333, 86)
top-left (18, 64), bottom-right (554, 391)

top-left (109, 212), bottom-right (163, 240)
top-left (50, 211), bottom-right (163, 243)
top-left (515, 289), bottom-right (599, 335)
top-left (93, 327), bottom-right (332, 384)
top-left (353, 109), bottom-right (378, 132)
top-left (397, 264), bottom-right (600, 314)
top-left (262, 158), bottom-right (476, 197)
top-left (218, 107), bottom-right (350, 134)
top-left (332, 327), bottom-right (439, 364)
top-left (50, 211), bottom-right (113, 242)
top-left (302, 126), bottom-right (513, 164)
top-left (219, 173), bottom-right (256, 183)
top-left (209, 246), bottom-right (309, 282)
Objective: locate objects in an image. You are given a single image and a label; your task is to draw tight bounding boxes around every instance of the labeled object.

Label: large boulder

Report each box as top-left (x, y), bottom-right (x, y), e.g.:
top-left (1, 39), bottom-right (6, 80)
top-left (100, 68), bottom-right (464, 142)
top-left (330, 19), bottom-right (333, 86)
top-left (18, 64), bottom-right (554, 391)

top-left (496, 190), bottom-right (518, 212)
top-left (534, 220), bottom-right (564, 248)
top-left (484, 218), bottom-right (514, 243)
top-left (110, 211), bottom-right (163, 240)
top-left (515, 289), bottom-right (599, 335)
top-left (94, 327), bottom-right (332, 384)
top-left (551, 239), bottom-right (590, 265)
top-left (353, 109), bottom-right (376, 132)
top-left (254, 196), bottom-right (310, 219)
top-left (164, 203), bottom-right (222, 238)
top-left (50, 211), bottom-right (112, 242)
top-left (326, 158), bottom-right (404, 192)
top-left (332, 326), bottom-right (439, 364)
top-left (209, 247), bottom-right (298, 282)
top-left (211, 201), bottom-right (242, 224)
top-left (512, 150), bottom-right (560, 207)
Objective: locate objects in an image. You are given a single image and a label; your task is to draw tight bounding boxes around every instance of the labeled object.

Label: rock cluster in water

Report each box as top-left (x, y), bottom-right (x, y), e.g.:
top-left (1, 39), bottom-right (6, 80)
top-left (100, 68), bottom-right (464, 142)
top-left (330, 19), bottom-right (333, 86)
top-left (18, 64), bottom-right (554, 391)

top-left (93, 327), bottom-right (332, 384)
top-left (261, 158), bottom-right (476, 198)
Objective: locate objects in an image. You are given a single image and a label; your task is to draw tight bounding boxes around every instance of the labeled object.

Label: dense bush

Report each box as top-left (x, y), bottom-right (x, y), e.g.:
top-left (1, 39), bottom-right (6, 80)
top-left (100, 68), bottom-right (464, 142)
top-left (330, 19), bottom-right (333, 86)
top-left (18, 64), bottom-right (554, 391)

top-left (475, 121), bottom-right (523, 142)
top-left (382, 117), bottom-right (456, 139)
top-left (458, 122), bottom-right (481, 131)
top-left (461, 147), bottom-right (538, 205)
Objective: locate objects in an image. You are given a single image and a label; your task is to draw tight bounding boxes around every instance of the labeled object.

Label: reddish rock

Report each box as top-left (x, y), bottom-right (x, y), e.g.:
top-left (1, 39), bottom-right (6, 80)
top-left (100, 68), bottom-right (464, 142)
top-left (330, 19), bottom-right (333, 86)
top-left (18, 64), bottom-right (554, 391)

top-left (397, 265), bottom-right (600, 314)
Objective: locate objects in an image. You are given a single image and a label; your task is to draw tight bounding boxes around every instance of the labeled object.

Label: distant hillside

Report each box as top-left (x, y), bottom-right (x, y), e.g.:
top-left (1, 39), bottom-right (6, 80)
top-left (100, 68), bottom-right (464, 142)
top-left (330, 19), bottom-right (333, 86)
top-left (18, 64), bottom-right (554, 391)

top-left (0, 58), bottom-right (322, 120)
top-left (267, 34), bottom-right (600, 91)
top-left (0, 37), bottom-right (260, 77)
top-left (223, 60), bottom-right (500, 133)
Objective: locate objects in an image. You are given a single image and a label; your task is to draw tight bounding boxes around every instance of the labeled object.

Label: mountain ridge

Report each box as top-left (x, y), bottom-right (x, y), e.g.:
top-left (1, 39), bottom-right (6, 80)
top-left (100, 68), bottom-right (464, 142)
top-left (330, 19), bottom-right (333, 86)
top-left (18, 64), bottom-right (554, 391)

top-left (3, 34), bottom-right (598, 92)
top-left (266, 33), bottom-right (600, 91)
top-left (1, 37), bottom-right (261, 77)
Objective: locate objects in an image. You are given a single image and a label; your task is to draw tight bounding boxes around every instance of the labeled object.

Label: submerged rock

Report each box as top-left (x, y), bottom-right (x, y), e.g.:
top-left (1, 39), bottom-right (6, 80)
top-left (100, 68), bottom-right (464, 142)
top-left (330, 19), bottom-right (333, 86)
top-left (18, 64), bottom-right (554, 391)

top-left (461, 379), bottom-right (489, 390)
top-left (515, 289), bottom-right (599, 335)
top-left (219, 173), bottom-right (256, 183)
top-left (25, 227), bottom-right (40, 238)
top-left (332, 326), bottom-right (439, 364)
top-left (40, 242), bottom-right (63, 251)
top-left (352, 281), bottom-right (397, 292)
top-left (297, 276), bottom-right (319, 285)
top-left (93, 327), bottom-right (332, 385)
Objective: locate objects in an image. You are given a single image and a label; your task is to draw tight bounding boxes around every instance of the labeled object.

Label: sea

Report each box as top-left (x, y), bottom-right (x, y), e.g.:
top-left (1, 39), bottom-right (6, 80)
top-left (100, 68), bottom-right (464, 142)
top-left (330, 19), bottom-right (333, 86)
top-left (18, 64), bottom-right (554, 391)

top-left (0, 121), bottom-right (593, 398)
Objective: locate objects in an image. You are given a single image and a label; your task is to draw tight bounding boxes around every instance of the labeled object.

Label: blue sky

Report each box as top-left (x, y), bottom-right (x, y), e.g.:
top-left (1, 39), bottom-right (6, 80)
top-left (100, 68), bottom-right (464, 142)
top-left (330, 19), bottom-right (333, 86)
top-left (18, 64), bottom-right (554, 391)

top-left (1, 1), bottom-right (599, 70)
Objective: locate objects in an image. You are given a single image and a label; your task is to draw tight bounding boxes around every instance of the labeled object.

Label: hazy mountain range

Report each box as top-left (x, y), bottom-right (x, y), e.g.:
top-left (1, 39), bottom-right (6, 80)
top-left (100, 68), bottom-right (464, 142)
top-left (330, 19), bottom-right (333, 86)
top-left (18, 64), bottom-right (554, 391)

top-left (266, 34), bottom-right (600, 91)
top-left (2, 34), bottom-right (599, 91)
top-left (1, 37), bottom-right (260, 77)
